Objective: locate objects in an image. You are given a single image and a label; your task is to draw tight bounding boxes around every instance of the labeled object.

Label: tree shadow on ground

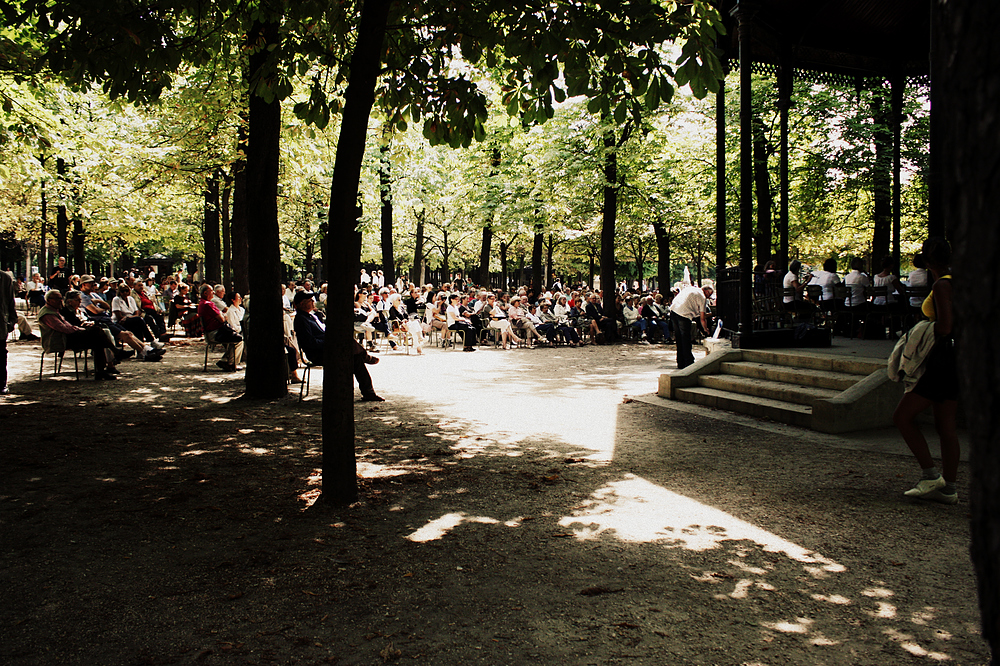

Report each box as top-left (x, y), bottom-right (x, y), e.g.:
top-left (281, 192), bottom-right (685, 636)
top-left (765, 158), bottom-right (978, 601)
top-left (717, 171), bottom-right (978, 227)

top-left (0, 342), bottom-right (986, 665)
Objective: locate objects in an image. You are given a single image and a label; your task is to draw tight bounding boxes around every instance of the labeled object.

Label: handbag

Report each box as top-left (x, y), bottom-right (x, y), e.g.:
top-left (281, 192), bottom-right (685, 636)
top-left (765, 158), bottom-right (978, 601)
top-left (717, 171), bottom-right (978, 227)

top-left (213, 323), bottom-right (243, 343)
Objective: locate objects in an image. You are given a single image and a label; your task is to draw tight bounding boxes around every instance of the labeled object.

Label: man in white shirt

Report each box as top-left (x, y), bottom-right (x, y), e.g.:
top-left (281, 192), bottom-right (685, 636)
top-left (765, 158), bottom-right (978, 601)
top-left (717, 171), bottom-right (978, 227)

top-left (670, 285), bottom-right (712, 369)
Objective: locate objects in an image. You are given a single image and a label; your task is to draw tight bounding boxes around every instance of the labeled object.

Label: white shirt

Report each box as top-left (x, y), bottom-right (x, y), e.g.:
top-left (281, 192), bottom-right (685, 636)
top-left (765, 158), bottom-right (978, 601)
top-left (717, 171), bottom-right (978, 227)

top-left (872, 273), bottom-right (897, 305)
top-left (844, 271), bottom-right (870, 306)
top-left (112, 294), bottom-right (140, 318)
top-left (808, 270), bottom-right (841, 301)
top-left (671, 286), bottom-right (707, 321)
top-left (907, 268), bottom-right (930, 307)
top-left (782, 271), bottom-right (800, 303)
top-left (226, 304), bottom-right (245, 333)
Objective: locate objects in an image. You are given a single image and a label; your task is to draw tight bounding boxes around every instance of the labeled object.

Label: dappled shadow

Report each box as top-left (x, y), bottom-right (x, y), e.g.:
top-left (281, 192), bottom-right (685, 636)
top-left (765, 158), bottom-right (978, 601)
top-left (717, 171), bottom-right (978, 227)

top-left (0, 341), bottom-right (985, 665)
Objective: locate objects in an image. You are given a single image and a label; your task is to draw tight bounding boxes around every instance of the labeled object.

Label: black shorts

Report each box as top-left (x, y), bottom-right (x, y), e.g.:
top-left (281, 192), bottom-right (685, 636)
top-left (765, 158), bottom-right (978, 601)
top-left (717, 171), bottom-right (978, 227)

top-left (913, 337), bottom-right (959, 403)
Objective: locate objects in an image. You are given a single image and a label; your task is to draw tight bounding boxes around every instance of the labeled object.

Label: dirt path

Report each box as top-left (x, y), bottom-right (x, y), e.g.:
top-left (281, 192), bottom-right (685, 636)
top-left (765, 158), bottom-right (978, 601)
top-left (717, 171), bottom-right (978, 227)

top-left (0, 334), bottom-right (987, 665)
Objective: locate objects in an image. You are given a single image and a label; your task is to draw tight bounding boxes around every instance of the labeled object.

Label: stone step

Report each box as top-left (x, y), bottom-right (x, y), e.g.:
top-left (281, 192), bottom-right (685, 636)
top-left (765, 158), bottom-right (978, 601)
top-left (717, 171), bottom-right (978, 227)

top-left (741, 349), bottom-right (886, 376)
top-left (719, 361), bottom-right (862, 391)
top-left (699, 374), bottom-right (842, 407)
top-left (674, 386), bottom-right (813, 428)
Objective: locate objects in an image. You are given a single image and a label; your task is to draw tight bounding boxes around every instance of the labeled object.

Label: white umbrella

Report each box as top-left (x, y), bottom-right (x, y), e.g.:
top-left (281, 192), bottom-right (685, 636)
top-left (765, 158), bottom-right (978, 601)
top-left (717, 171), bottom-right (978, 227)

top-left (682, 266), bottom-right (692, 285)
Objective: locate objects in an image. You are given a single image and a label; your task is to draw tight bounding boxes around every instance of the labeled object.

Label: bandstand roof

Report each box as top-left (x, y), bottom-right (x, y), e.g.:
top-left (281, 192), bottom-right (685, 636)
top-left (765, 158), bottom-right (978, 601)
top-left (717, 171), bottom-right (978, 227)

top-left (718, 0), bottom-right (931, 84)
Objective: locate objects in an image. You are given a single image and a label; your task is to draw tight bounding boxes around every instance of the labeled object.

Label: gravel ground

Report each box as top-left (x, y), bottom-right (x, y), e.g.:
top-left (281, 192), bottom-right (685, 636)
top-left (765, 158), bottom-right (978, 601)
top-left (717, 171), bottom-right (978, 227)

top-left (0, 332), bottom-right (988, 665)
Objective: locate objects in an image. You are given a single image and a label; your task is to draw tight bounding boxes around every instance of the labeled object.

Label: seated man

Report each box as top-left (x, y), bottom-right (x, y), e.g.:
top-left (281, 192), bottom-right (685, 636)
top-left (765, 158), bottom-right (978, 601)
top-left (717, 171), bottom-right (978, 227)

top-left (293, 290), bottom-right (384, 401)
top-left (37, 290), bottom-right (118, 380)
top-left (621, 295), bottom-right (644, 340)
top-left (585, 294), bottom-right (616, 343)
top-left (536, 300), bottom-right (580, 346)
top-left (198, 284), bottom-right (242, 371)
top-left (640, 296), bottom-right (671, 343)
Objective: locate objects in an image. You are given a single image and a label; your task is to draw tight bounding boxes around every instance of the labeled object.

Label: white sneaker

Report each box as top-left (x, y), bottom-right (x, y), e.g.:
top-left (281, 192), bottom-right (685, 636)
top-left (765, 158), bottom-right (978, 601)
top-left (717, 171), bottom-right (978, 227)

top-left (924, 489), bottom-right (958, 505)
top-left (903, 476), bottom-right (945, 498)
top-left (151, 340), bottom-right (165, 350)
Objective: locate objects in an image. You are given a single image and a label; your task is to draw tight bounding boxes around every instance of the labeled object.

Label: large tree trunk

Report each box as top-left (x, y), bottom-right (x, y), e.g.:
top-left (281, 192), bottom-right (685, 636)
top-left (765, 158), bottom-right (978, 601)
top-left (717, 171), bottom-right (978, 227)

top-left (322, 0), bottom-right (392, 506)
top-left (600, 130), bottom-right (618, 298)
top-left (221, 174), bottom-right (232, 290)
top-left (938, 1), bottom-right (1000, 661)
top-left (545, 233), bottom-right (554, 289)
top-left (652, 218), bottom-right (671, 292)
top-left (871, 94), bottom-right (892, 268)
top-left (499, 241), bottom-right (508, 291)
top-left (752, 115), bottom-right (773, 267)
top-left (478, 223), bottom-right (492, 288)
top-left (231, 130), bottom-right (250, 296)
top-left (531, 224), bottom-right (543, 297)
top-left (56, 158), bottom-right (68, 260)
top-left (379, 143), bottom-right (395, 286)
top-left (411, 211), bottom-right (424, 284)
top-left (243, 17), bottom-right (287, 399)
top-left (203, 172), bottom-right (221, 284)
top-left (72, 216), bottom-right (85, 275)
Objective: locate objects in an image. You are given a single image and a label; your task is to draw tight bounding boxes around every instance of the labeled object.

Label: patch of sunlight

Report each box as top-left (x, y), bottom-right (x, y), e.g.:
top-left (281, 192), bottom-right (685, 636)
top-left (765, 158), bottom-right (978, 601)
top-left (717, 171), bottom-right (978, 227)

top-left (236, 445), bottom-right (271, 456)
top-left (863, 586), bottom-right (895, 599)
top-left (208, 417), bottom-right (235, 422)
top-left (28, 477), bottom-right (41, 482)
top-left (911, 608), bottom-right (937, 626)
top-left (811, 593), bottom-right (851, 605)
top-left (180, 450), bottom-right (211, 456)
top-left (406, 511), bottom-right (500, 543)
top-left (871, 602), bottom-right (897, 619)
top-left (558, 474), bottom-right (845, 575)
top-left (884, 628), bottom-right (950, 661)
top-left (357, 462), bottom-right (414, 478)
top-left (763, 617), bottom-right (813, 634)
top-left (809, 634), bottom-right (840, 646)
top-left (96, 477), bottom-right (116, 483)
top-left (728, 558), bottom-right (768, 575)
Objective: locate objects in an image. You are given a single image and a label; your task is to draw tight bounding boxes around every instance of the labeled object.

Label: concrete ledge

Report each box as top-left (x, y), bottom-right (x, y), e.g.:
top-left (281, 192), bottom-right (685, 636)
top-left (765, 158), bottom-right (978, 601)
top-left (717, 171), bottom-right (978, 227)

top-left (658, 349), bottom-right (742, 399)
top-left (811, 369), bottom-right (904, 433)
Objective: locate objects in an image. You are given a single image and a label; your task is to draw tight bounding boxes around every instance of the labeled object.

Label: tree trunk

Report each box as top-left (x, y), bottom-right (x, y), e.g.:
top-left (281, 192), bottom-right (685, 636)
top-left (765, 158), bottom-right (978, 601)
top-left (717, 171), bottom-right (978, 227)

top-left (652, 219), bottom-right (671, 291)
top-left (752, 115), bottom-right (773, 267)
top-left (243, 17), bottom-right (287, 400)
top-left (588, 252), bottom-right (595, 290)
top-left (600, 130), bottom-right (618, 297)
top-left (499, 241), bottom-right (508, 291)
top-left (478, 223), bottom-right (492, 288)
top-left (56, 158), bottom-right (68, 260)
top-left (231, 133), bottom-right (250, 296)
top-left (871, 94), bottom-right (892, 268)
top-left (72, 216), bottom-right (85, 275)
top-left (203, 172), bottom-right (221, 284)
top-left (412, 211), bottom-right (424, 284)
top-left (937, 0), bottom-right (1000, 661)
top-left (322, 0), bottom-right (392, 506)
top-left (531, 224), bottom-right (543, 297)
top-left (39, 175), bottom-right (48, 274)
top-left (222, 173), bottom-right (232, 290)
top-left (545, 233), bottom-right (554, 289)
top-left (379, 143), bottom-right (395, 286)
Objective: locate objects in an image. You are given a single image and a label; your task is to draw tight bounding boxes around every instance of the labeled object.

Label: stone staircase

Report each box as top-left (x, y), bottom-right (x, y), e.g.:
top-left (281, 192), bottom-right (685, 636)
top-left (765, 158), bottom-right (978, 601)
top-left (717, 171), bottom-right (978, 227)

top-left (658, 348), bottom-right (902, 433)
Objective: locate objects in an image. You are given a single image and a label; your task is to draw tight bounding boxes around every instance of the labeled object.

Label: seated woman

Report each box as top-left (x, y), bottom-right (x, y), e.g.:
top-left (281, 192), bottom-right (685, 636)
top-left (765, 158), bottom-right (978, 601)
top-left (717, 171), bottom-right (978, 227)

top-left (870, 255), bottom-right (908, 339)
top-left (37, 290), bottom-right (118, 380)
top-left (537, 300), bottom-right (580, 346)
top-left (782, 260), bottom-right (815, 315)
top-left (446, 293), bottom-right (477, 351)
top-left (226, 292), bottom-right (246, 367)
top-left (507, 296), bottom-right (539, 348)
top-left (354, 290), bottom-right (388, 350)
top-left (173, 284), bottom-right (202, 337)
top-left (808, 258), bottom-right (842, 312)
top-left (198, 284), bottom-right (242, 371)
top-left (482, 294), bottom-right (523, 349)
top-left (112, 283), bottom-right (163, 349)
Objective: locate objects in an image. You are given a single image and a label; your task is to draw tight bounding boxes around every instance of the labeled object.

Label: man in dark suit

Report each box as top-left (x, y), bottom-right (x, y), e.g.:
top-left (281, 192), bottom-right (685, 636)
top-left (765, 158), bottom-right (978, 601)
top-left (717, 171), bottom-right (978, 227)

top-left (1, 269), bottom-right (16, 394)
top-left (293, 291), bottom-right (384, 402)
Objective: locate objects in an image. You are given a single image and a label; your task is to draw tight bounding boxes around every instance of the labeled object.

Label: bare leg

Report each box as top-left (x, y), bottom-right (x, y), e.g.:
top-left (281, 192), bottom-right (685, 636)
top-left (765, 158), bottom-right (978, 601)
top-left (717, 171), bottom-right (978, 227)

top-left (118, 330), bottom-right (145, 354)
top-left (893, 392), bottom-right (935, 469)
top-left (932, 399), bottom-right (960, 483)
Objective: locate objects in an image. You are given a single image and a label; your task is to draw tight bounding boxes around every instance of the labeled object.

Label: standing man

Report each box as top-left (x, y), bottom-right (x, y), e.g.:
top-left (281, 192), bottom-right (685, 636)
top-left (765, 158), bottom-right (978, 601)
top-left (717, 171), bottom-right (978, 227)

top-left (1, 269), bottom-right (16, 394)
top-left (48, 256), bottom-right (69, 295)
top-left (670, 285), bottom-right (713, 369)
